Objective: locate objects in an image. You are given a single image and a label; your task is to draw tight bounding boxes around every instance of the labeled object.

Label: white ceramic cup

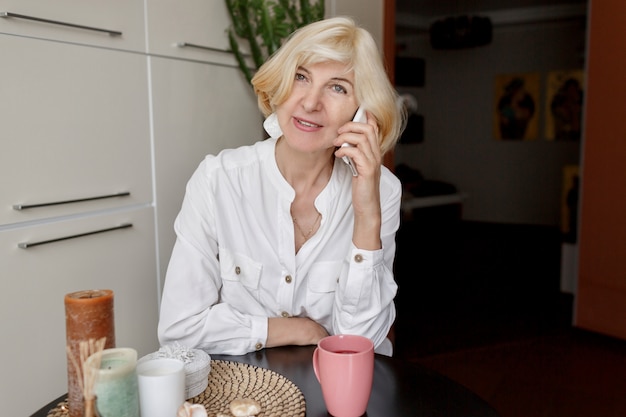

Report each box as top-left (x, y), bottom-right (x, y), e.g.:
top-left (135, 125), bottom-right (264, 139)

top-left (136, 358), bottom-right (185, 417)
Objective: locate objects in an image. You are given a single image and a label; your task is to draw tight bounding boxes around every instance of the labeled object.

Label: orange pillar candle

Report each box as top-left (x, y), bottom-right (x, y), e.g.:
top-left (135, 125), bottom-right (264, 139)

top-left (65, 289), bottom-right (116, 417)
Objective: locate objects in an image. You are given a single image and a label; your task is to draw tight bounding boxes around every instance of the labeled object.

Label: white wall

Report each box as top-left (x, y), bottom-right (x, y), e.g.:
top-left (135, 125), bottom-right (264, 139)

top-left (327, 0), bottom-right (384, 48)
top-left (395, 19), bottom-right (586, 226)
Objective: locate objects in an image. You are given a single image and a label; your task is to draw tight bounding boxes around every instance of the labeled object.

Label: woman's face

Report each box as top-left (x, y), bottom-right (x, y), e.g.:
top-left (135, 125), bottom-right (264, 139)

top-left (275, 61), bottom-right (359, 154)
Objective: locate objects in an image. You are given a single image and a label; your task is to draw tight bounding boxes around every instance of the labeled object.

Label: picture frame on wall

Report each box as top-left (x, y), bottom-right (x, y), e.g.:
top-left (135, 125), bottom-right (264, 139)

top-left (545, 70), bottom-right (584, 141)
top-left (493, 72), bottom-right (540, 141)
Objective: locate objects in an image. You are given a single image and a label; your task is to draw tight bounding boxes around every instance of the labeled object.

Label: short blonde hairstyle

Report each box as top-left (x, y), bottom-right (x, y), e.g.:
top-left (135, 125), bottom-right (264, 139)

top-left (251, 16), bottom-right (405, 156)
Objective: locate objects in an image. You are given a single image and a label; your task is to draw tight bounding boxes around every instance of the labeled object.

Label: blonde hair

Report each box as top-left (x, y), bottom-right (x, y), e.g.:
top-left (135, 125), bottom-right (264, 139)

top-left (251, 16), bottom-right (405, 156)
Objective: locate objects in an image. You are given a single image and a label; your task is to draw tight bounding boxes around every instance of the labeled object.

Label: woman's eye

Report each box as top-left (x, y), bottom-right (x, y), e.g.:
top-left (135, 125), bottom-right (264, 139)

top-left (295, 73), bottom-right (307, 82)
top-left (332, 84), bottom-right (347, 94)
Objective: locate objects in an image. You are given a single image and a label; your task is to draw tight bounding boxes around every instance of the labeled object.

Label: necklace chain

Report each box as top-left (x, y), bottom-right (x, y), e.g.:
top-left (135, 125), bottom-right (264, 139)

top-left (292, 211), bottom-right (321, 241)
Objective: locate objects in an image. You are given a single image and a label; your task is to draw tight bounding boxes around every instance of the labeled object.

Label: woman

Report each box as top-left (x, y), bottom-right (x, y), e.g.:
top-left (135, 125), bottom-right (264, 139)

top-left (158, 16), bottom-right (405, 356)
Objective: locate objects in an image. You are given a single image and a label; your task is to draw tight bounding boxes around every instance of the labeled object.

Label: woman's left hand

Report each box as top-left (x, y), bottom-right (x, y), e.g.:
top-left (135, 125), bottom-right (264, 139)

top-left (334, 111), bottom-right (382, 250)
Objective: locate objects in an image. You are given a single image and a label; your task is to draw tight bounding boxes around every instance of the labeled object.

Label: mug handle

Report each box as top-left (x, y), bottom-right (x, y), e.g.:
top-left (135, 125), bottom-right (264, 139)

top-left (312, 347), bottom-right (321, 382)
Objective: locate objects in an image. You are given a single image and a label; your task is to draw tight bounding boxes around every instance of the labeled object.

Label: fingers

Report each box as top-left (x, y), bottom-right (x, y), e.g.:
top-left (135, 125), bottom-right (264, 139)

top-left (335, 112), bottom-right (381, 173)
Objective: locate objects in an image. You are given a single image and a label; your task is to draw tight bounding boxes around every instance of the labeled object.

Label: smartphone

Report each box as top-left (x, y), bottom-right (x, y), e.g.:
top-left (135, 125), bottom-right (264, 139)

top-left (341, 106), bottom-right (366, 176)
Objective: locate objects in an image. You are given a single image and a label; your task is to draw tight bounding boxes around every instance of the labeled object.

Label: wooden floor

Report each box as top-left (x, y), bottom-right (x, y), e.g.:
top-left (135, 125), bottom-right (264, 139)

top-left (392, 218), bottom-right (626, 417)
top-left (410, 327), bottom-right (626, 417)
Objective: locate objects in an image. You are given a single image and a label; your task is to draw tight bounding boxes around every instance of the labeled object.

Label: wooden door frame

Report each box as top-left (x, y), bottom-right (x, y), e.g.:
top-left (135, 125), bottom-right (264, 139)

top-left (383, 0), bottom-right (396, 170)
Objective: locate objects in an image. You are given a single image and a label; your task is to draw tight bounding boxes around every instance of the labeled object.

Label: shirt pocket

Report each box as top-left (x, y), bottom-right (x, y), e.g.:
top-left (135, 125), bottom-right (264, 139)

top-left (306, 260), bottom-right (343, 318)
top-left (219, 248), bottom-right (262, 290)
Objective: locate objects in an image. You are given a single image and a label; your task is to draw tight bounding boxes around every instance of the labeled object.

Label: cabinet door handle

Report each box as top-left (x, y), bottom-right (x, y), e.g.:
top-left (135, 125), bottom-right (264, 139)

top-left (18, 223), bottom-right (133, 249)
top-left (0, 12), bottom-right (122, 36)
top-left (13, 192), bottom-right (130, 211)
top-left (175, 41), bottom-right (250, 56)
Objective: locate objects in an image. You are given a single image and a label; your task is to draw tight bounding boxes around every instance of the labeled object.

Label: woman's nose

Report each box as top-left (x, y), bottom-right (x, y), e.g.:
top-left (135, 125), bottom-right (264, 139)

top-left (301, 89), bottom-right (323, 112)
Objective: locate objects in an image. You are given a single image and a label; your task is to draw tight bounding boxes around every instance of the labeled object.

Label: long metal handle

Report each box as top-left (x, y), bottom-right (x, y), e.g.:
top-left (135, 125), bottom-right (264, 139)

top-left (18, 223), bottom-right (132, 248)
top-left (0, 12), bottom-right (122, 36)
top-left (176, 41), bottom-right (249, 56)
top-left (13, 192), bottom-right (130, 211)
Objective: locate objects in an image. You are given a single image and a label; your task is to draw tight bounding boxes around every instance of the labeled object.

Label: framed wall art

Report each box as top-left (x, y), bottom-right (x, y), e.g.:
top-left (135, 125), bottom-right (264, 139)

top-left (493, 72), bottom-right (541, 141)
top-left (545, 70), bottom-right (584, 141)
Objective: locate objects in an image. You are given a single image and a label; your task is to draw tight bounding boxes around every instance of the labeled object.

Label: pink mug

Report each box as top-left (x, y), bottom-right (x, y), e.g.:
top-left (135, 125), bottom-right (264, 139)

top-left (312, 334), bottom-right (374, 417)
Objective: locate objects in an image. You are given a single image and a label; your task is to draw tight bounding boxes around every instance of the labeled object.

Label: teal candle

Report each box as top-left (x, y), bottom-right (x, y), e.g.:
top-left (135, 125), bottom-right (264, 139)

top-left (87, 348), bottom-right (140, 417)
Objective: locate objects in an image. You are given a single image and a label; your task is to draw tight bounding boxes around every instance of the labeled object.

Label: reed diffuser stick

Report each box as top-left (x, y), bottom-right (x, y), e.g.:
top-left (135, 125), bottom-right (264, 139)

top-left (67, 337), bottom-right (107, 417)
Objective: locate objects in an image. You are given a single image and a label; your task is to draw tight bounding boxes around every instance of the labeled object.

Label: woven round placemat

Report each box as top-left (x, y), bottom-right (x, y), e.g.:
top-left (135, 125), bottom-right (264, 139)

top-left (190, 360), bottom-right (305, 417)
top-left (46, 360), bottom-right (305, 417)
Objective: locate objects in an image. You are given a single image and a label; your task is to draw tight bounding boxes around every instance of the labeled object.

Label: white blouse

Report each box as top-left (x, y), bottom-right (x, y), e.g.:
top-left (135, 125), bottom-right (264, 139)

top-left (158, 138), bottom-right (401, 355)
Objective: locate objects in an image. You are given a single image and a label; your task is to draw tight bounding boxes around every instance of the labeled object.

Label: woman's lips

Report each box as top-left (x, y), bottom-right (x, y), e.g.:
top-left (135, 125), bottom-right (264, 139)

top-left (293, 117), bottom-right (322, 131)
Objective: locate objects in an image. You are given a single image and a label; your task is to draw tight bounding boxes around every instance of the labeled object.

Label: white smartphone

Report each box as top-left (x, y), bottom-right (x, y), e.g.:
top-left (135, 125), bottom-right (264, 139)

top-left (341, 106), bottom-right (366, 176)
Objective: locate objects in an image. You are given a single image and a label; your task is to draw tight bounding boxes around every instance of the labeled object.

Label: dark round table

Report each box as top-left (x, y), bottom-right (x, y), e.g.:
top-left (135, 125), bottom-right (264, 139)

top-left (31, 345), bottom-right (500, 417)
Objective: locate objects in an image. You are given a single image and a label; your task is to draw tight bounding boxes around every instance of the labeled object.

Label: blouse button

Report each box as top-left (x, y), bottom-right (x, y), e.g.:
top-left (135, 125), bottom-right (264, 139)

top-left (285, 275), bottom-right (292, 283)
top-left (354, 254), bottom-right (364, 263)
top-left (235, 266), bottom-right (241, 275)
top-left (255, 342), bottom-right (263, 350)
top-left (281, 311), bottom-right (290, 318)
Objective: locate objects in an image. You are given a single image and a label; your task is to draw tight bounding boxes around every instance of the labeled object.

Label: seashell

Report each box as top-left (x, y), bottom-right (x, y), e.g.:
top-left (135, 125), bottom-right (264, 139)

top-left (229, 397), bottom-right (261, 416)
top-left (177, 401), bottom-right (208, 417)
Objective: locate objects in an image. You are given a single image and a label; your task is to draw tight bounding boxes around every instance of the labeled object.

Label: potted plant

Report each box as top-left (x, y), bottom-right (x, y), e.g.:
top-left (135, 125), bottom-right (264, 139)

top-left (225, 0), bottom-right (325, 84)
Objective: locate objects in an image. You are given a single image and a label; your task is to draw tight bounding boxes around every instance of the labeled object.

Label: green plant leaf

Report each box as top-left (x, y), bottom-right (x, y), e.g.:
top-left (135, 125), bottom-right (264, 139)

top-left (228, 29), bottom-right (254, 83)
top-left (225, 0), bottom-right (325, 87)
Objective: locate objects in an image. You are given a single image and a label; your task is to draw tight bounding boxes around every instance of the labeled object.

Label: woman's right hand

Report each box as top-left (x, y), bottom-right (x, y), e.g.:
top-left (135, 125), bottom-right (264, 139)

top-left (267, 317), bottom-right (329, 348)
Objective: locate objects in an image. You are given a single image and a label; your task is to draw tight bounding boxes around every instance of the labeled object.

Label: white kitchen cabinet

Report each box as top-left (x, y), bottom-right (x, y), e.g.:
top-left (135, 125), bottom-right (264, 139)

top-left (149, 55), bottom-right (262, 292)
top-left (144, 0), bottom-right (240, 65)
top-left (0, 1), bottom-right (271, 415)
top-left (0, 35), bottom-right (152, 225)
top-left (0, 0), bottom-right (146, 52)
top-left (0, 207), bottom-right (159, 416)
top-left (0, 22), bottom-right (157, 417)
